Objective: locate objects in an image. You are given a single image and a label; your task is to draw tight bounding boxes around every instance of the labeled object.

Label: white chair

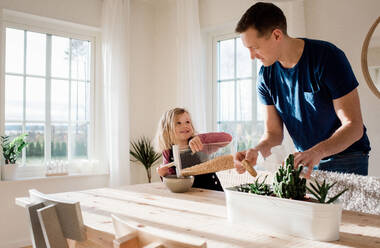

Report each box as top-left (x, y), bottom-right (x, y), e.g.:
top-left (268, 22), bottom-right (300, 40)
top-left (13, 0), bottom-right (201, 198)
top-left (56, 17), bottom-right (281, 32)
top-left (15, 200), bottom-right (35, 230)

top-left (25, 189), bottom-right (87, 248)
top-left (111, 214), bottom-right (207, 248)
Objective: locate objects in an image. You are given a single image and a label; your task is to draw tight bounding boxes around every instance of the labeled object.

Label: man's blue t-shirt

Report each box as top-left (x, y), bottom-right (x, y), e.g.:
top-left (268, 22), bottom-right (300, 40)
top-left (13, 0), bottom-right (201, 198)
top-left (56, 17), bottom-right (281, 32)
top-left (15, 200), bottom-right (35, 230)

top-left (257, 38), bottom-right (370, 156)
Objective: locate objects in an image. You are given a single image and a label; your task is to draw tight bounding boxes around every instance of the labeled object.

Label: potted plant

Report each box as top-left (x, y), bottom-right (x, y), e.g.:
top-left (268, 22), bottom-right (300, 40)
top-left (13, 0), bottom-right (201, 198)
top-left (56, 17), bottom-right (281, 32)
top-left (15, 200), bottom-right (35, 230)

top-left (130, 136), bottom-right (161, 183)
top-left (225, 154), bottom-right (348, 241)
top-left (1, 134), bottom-right (28, 180)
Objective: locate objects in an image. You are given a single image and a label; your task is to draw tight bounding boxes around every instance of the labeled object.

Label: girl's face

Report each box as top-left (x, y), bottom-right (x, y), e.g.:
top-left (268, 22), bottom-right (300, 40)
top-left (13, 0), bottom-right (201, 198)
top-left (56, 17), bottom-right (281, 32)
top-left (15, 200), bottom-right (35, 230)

top-left (174, 112), bottom-right (194, 144)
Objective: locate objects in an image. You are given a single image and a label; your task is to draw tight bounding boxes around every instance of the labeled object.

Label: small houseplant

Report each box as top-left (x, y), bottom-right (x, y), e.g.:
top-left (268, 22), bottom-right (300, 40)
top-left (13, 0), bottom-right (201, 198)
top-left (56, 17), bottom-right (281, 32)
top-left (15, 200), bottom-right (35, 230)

top-left (1, 134), bottom-right (29, 180)
top-left (236, 154), bottom-right (347, 203)
top-left (1, 134), bottom-right (28, 164)
top-left (130, 136), bottom-right (161, 183)
top-left (225, 153), bottom-right (348, 241)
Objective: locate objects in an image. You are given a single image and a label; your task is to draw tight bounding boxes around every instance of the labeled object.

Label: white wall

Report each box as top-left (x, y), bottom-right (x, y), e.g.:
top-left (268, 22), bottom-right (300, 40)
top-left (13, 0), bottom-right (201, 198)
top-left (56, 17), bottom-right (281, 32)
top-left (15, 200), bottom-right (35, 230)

top-left (128, 0), bottom-right (157, 184)
top-left (128, 0), bottom-right (178, 184)
top-left (0, 0), bottom-right (102, 27)
top-left (304, 0), bottom-right (380, 176)
top-left (199, 0), bottom-right (305, 37)
top-left (0, 0), bottom-right (109, 247)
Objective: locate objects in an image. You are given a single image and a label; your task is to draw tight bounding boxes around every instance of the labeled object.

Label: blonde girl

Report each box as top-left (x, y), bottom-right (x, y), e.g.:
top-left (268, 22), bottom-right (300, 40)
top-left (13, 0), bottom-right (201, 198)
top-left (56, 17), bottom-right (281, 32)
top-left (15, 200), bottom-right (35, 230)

top-left (155, 108), bottom-right (232, 191)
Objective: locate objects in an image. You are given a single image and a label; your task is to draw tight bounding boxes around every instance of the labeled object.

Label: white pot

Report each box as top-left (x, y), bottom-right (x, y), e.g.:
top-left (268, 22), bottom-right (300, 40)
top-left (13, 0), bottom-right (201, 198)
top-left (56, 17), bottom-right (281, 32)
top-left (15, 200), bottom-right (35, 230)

top-left (1, 163), bottom-right (20, 180)
top-left (225, 187), bottom-right (342, 241)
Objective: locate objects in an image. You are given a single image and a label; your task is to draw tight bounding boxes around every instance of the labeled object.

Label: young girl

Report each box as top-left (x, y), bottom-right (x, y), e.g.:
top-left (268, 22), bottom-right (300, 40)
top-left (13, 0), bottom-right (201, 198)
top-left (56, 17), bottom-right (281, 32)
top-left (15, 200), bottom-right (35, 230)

top-left (155, 108), bottom-right (232, 191)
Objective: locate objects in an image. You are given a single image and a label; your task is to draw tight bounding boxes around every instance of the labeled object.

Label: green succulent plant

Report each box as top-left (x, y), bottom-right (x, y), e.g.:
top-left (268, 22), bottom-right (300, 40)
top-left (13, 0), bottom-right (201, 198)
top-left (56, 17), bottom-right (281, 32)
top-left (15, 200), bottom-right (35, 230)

top-left (236, 176), bottom-right (273, 196)
top-left (1, 134), bottom-right (28, 164)
top-left (273, 154), bottom-right (306, 200)
top-left (236, 183), bottom-right (251, 193)
top-left (249, 175), bottom-right (273, 195)
top-left (130, 136), bottom-right (161, 183)
top-left (307, 179), bottom-right (348, 204)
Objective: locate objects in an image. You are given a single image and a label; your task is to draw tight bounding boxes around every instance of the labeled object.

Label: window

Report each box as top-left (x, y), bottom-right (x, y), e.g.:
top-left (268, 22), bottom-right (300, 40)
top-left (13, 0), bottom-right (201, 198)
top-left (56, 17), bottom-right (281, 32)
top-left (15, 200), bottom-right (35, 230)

top-left (4, 27), bottom-right (92, 166)
top-left (213, 35), bottom-right (264, 153)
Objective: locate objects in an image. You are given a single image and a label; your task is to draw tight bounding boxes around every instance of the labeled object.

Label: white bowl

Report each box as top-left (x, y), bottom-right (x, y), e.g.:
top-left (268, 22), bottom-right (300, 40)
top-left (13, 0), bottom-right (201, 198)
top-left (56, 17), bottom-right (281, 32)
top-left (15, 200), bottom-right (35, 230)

top-left (163, 175), bottom-right (194, 193)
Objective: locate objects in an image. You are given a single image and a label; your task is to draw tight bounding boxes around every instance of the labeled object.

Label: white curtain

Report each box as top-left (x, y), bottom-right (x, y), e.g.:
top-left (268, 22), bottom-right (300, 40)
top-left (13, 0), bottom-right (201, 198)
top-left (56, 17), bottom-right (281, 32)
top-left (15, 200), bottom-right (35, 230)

top-left (102, 0), bottom-right (131, 187)
top-left (176, 0), bottom-right (207, 133)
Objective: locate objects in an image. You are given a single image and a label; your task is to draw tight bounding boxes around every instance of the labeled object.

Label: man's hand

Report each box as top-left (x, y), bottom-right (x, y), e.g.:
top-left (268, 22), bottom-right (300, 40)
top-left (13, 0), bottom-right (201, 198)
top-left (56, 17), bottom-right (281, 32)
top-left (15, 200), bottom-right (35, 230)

top-left (293, 149), bottom-right (324, 178)
top-left (234, 148), bottom-right (260, 174)
top-left (189, 136), bottom-right (203, 153)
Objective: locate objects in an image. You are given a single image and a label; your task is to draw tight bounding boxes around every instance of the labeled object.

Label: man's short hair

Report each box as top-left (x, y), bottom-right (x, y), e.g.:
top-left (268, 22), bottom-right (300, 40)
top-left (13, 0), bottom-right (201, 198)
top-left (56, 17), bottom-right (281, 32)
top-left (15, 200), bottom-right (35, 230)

top-left (235, 2), bottom-right (287, 37)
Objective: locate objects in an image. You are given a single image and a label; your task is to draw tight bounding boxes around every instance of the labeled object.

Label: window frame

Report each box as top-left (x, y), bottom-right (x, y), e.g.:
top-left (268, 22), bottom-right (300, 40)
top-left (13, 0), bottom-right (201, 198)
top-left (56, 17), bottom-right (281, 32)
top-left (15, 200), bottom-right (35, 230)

top-left (0, 9), bottom-right (100, 178)
top-left (211, 32), bottom-right (261, 132)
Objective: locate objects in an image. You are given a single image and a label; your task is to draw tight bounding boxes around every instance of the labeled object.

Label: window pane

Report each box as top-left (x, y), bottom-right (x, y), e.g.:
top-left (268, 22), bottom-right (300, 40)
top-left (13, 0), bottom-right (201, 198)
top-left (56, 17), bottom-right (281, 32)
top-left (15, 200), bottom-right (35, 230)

top-left (219, 39), bottom-right (234, 80)
top-left (5, 28), bottom-right (24, 74)
top-left (72, 123), bottom-right (88, 159)
top-left (4, 123), bottom-right (22, 141)
top-left (257, 95), bottom-right (265, 121)
top-left (26, 31), bottom-right (46, 76)
top-left (71, 81), bottom-right (90, 121)
top-left (71, 39), bottom-right (91, 81)
top-left (25, 123), bottom-right (45, 165)
top-left (51, 124), bottom-right (68, 160)
top-left (237, 80), bottom-right (252, 121)
top-left (219, 81), bottom-right (234, 121)
top-left (52, 36), bottom-right (69, 78)
top-left (51, 79), bottom-right (69, 121)
top-left (257, 59), bottom-right (263, 73)
top-left (26, 77), bottom-right (45, 121)
top-left (236, 38), bottom-right (252, 78)
top-left (5, 75), bottom-right (23, 120)
top-left (218, 122), bottom-right (264, 152)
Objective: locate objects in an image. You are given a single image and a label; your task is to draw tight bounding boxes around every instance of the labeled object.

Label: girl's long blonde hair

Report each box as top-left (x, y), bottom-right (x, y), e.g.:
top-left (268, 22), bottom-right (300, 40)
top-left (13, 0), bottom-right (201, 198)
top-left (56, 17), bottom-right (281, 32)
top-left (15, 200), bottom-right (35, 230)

top-left (154, 108), bottom-right (196, 153)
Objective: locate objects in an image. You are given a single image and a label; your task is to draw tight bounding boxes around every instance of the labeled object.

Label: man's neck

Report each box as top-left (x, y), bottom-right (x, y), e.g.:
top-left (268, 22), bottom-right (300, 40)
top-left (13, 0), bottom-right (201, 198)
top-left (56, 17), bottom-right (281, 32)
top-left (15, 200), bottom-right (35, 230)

top-left (278, 37), bottom-right (305, 69)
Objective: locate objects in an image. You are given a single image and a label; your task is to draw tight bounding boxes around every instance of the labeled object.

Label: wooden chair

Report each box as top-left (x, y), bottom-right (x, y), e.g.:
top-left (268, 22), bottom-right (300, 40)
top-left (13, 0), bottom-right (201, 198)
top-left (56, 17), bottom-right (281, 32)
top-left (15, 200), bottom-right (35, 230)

top-left (25, 189), bottom-right (88, 248)
top-left (111, 214), bottom-right (207, 248)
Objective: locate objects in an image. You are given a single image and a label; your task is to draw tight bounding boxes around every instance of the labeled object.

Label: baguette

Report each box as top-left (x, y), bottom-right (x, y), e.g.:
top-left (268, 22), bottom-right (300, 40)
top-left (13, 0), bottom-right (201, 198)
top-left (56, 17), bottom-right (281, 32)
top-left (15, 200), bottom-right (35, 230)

top-left (181, 155), bottom-right (234, 176)
top-left (241, 159), bottom-right (257, 177)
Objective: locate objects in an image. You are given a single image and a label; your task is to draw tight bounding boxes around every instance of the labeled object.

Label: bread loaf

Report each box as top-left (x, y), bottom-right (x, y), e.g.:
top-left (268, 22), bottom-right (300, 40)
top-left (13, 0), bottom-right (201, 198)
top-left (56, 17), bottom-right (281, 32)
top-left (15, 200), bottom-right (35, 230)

top-left (181, 155), bottom-right (234, 176)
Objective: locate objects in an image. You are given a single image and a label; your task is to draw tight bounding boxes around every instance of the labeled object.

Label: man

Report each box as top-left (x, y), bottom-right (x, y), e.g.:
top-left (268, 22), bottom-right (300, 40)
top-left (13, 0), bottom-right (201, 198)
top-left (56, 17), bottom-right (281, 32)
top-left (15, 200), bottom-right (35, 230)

top-left (234, 2), bottom-right (370, 178)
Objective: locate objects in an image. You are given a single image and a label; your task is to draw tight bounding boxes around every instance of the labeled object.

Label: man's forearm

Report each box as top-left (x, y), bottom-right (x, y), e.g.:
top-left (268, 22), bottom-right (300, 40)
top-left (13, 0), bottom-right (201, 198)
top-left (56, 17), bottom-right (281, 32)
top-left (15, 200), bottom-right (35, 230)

top-left (310, 121), bottom-right (363, 158)
top-left (255, 131), bottom-right (283, 156)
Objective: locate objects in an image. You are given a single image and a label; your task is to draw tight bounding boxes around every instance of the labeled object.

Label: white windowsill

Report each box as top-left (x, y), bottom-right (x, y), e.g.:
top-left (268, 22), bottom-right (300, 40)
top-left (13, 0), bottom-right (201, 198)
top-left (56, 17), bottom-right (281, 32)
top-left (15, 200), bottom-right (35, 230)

top-left (1, 160), bottom-right (109, 182)
top-left (0, 172), bottom-right (109, 183)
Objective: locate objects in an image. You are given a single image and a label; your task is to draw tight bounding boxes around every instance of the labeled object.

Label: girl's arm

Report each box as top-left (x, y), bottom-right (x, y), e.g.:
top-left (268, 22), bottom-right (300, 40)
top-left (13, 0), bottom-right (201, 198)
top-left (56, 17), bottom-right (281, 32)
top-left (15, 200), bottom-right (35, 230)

top-left (198, 132), bottom-right (232, 145)
top-left (157, 150), bottom-right (176, 179)
top-left (191, 132), bottom-right (232, 154)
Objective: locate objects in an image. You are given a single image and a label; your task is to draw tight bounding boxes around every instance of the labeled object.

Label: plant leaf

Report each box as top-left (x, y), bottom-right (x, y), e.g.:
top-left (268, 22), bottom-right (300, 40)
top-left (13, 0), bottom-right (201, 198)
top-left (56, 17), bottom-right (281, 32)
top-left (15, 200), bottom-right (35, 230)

top-left (327, 188), bottom-right (348, 204)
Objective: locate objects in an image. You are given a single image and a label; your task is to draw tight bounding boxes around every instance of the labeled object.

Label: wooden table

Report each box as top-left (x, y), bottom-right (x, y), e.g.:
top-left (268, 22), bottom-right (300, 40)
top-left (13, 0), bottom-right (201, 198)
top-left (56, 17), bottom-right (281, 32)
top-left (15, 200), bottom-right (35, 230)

top-left (16, 183), bottom-right (380, 248)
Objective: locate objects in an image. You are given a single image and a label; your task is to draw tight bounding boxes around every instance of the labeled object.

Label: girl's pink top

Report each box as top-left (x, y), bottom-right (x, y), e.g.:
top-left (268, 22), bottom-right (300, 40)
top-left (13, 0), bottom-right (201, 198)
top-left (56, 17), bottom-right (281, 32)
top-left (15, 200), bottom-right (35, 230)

top-left (161, 132), bottom-right (232, 175)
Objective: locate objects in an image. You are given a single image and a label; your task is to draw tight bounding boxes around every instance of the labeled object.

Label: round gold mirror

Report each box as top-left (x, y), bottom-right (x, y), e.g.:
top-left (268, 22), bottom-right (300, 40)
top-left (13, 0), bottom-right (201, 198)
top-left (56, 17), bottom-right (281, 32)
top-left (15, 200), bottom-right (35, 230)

top-left (362, 16), bottom-right (380, 99)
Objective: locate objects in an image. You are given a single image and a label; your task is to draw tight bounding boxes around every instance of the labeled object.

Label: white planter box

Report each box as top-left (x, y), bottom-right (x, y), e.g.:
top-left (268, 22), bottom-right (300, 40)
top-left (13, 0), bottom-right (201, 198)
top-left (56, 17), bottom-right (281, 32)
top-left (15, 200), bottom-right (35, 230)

top-left (225, 186), bottom-right (342, 241)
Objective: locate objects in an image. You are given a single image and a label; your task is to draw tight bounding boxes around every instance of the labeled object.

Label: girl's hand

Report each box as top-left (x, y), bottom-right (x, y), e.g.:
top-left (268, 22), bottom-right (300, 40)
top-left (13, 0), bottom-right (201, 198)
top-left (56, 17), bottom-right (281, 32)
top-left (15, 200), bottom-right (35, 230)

top-left (156, 165), bottom-right (170, 177)
top-left (189, 136), bottom-right (203, 153)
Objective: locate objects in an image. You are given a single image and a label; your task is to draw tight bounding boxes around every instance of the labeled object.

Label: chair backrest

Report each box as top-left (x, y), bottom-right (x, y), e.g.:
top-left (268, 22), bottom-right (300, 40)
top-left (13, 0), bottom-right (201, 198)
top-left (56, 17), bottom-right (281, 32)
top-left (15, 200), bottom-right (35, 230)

top-left (26, 189), bottom-right (87, 248)
top-left (111, 214), bottom-right (207, 248)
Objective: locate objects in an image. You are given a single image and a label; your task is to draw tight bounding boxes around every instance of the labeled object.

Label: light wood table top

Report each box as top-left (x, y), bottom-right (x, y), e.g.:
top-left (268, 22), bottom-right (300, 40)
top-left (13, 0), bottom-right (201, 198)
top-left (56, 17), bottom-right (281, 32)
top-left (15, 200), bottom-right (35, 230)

top-left (16, 182), bottom-right (380, 248)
